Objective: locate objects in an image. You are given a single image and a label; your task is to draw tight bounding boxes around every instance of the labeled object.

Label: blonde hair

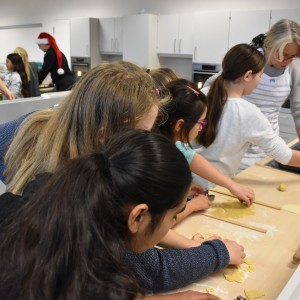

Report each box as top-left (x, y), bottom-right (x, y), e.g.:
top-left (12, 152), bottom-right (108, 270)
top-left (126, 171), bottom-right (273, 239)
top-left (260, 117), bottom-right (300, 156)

top-left (264, 19), bottom-right (300, 62)
top-left (5, 61), bottom-right (161, 194)
top-left (149, 67), bottom-right (179, 90)
top-left (14, 47), bottom-right (31, 81)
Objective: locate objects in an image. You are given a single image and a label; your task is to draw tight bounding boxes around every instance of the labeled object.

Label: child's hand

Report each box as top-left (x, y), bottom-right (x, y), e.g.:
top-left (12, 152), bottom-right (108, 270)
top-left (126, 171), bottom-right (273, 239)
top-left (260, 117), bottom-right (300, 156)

top-left (228, 182), bottom-right (255, 206)
top-left (221, 238), bottom-right (246, 265)
top-left (189, 183), bottom-right (207, 197)
top-left (187, 194), bottom-right (212, 212)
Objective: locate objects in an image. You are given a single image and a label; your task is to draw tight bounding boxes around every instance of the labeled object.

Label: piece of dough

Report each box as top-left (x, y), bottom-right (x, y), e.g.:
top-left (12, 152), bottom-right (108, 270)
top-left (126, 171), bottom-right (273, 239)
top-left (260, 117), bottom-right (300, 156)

top-left (282, 204), bottom-right (300, 215)
top-left (211, 199), bottom-right (255, 219)
top-left (244, 289), bottom-right (265, 300)
top-left (223, 259), bottom-right (255, 283)
top-left (223, 267), bottom-right (245, 283)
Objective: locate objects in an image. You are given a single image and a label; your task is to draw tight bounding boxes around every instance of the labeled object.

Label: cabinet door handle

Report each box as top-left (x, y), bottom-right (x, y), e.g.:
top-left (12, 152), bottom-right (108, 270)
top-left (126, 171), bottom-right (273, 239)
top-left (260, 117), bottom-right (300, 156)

top-left (173, 39), bottom-right (177, 53)
top-left (115, 38), bottom-right (118, 51)
top-left (194, 46), bottom-right (197, 60)
top-left (179, 39), bottom-right (182, 53)
top-left (111, 38), bottom-right (114, 50)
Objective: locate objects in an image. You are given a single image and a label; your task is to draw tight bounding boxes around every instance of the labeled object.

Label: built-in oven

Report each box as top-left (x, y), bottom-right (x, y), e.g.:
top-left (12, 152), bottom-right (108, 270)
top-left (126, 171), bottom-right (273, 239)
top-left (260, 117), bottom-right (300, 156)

top-left (71, 57), bottom-right (90, 81)
top-left (192, 63), bottom-right (221, 89)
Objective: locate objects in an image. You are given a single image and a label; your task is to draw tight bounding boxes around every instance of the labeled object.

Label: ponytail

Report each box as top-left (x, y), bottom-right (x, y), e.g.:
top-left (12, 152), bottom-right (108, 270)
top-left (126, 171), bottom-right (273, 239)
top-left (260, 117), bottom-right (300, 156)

top-left (196, 75), bottom-right (227, 147)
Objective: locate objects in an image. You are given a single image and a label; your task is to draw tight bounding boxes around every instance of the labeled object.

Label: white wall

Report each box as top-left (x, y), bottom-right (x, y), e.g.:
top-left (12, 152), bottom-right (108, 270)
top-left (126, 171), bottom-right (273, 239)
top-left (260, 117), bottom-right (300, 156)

top-left (0, 0), bottom-right (300, 64)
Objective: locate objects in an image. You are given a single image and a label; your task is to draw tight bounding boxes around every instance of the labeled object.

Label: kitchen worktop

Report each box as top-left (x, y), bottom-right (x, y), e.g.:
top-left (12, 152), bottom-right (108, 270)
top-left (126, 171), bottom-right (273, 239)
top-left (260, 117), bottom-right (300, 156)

top-left (171, 139), bottom-right (300, 300)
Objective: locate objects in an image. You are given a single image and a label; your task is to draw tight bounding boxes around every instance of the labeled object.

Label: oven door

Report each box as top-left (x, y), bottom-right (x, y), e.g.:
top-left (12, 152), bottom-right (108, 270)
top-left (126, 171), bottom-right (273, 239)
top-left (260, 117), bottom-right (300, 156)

top-left (193, 71), bottom-right (216, 89)
top-left (72, 63), bottom-right (90, 81)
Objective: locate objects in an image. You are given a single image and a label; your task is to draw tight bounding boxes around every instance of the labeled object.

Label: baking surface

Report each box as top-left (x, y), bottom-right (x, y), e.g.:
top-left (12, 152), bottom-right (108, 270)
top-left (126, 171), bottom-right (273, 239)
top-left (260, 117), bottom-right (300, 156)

top-left (169, 149), bottom-right (300, 300)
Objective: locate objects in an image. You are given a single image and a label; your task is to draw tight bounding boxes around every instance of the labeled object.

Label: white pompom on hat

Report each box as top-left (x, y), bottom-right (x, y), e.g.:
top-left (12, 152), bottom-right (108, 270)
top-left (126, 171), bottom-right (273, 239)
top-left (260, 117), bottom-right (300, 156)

top-left (37, 32), bottom-right (65, 75)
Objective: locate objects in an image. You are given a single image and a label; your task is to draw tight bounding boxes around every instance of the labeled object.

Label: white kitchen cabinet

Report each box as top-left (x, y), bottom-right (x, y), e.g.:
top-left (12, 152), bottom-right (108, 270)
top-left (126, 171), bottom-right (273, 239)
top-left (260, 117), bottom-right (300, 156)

top-left (99, 17), bottom-right (123, 54)
top-left (270, 9), bottom-right (300, 26)
top-left (228, 10), bottom-right (271, 48)
top-left (157, 14), bottom-right (194, 56)
top-left (193, 11), bottom-right (230, 64)
top-left (123, 14), bottom-right (159, 69)
top-left (70, 18), bottom-right (101, 68)
top-left (70, 18), bottom-right (95, 57)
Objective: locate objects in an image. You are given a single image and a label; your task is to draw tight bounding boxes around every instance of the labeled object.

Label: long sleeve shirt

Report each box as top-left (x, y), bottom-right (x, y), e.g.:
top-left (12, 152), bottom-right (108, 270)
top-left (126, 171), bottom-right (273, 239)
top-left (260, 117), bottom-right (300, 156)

top-left (125, 239), bottom-right (229, 293)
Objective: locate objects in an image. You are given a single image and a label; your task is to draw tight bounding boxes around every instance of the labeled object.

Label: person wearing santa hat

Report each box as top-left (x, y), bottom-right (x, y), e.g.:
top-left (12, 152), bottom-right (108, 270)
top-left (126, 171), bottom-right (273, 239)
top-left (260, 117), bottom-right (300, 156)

top-left (37, 32), bottom-right (75, 92)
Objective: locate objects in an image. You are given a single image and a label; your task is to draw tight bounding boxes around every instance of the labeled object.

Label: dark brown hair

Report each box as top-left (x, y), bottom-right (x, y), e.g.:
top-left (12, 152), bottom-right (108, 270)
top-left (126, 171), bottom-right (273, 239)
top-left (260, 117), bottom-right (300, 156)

top-left (197, 43), bottom-right (265, 147)
top-left (156, 79), bottom-right (207, 147)
top-left (6, 53), bottom-right (29, 98)
top-left (0, 130), bottom-right (191, 300)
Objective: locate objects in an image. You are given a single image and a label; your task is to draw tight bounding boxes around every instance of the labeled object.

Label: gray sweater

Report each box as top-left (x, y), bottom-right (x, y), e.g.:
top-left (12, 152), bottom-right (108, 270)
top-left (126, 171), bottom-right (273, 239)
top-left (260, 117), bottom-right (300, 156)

top-left (125, 239), bottom-right (229, 293)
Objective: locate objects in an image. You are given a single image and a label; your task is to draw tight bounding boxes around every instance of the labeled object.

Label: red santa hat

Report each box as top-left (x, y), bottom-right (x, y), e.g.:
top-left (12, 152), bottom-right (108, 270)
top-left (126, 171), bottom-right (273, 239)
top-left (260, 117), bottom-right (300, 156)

top-left (37, 32), bottom-right (64, 75)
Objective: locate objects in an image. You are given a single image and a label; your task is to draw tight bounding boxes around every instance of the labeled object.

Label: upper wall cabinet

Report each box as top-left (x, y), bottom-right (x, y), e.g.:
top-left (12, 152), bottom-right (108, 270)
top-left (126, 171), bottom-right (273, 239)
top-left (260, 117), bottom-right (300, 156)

top-left (193, 11), bottom-right (230, 64)
top-left (270, 9), bottom-right (300, 26)
top-left (123, 14), bottom-right (159, 69)
top-left (157, 14), bottom-right (194, 56)
top-left (70, 18), bottom-right (91, 57)
top-left (70, 18), bottom-right (101, 67)
top-left (99, 17), bottom-right (123, 54)
top-left (229, 10), bottom-right (271, 48)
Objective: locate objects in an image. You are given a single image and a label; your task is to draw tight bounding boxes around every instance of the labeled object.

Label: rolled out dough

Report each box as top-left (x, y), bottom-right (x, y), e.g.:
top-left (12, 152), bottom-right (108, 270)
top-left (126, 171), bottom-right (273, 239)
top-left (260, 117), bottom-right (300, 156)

top-left (244, 289), bottom-right (265, 300)
top-left (211, 199), bottom-right (255, 219)
top-left (282, 204), bottom-right (300, 215)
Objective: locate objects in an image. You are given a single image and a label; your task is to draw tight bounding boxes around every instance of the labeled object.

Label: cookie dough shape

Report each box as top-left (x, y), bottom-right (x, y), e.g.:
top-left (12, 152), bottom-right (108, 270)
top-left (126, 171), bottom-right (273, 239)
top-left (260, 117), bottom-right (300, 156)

top-left (211, 199), bottom-right (255, 219)
top-left (244, 289), bottom-right (265, 300)
top-left (282, 204), bottom-right (300, 215)
top-left (223, 259), bottom-right (256, 283)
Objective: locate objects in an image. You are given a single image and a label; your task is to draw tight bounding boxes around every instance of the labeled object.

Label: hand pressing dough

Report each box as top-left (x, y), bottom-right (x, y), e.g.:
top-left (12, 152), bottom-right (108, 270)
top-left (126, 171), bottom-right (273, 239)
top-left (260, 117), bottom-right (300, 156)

top-left (282, 204), bottom-right (300, 215)
top-left (211, 199), bottom-right (255, 219)
top-left (244, 289), bottom-right (265, 300)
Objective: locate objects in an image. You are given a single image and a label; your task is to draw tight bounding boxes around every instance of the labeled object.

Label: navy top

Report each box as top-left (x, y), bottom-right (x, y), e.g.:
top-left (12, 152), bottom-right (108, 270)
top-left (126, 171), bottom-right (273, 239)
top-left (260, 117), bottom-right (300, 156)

top-left (125, 239), bottom-right (229, 293)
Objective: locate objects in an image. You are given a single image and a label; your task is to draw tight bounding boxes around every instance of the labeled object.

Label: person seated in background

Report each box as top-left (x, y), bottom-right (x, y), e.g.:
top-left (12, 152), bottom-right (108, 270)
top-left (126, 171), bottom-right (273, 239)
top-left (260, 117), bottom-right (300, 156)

top-left (0, 78), bottom-right (14, 100)
top-left (0, 129), bottom-right (244, 300)
top-left (14, 46), bottom-right (41, 97)
top-left (36, 32), bottom-right (75, 92)
top-left (1, 53), bottom-right (29, 100)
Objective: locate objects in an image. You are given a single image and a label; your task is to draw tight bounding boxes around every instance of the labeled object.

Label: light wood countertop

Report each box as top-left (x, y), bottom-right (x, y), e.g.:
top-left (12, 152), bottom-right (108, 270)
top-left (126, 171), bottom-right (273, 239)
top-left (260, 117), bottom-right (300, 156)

top-left (170, 141), bottom-right (300, 300)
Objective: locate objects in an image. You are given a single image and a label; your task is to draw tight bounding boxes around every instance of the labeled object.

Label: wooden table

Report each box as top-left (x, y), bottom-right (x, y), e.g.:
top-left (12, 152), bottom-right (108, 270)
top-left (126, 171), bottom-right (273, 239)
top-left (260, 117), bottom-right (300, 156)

top-left (171, 152), bottom-right (300, 300)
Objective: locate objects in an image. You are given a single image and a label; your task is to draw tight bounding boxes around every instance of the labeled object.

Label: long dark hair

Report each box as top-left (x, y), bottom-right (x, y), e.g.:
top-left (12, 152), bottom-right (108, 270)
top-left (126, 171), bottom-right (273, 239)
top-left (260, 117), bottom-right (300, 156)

top-left (156, 79), bottom-right (207, 147)
top-left (6, 53), bottom-right (29, 98)
top-left (197, 43), bottom-right (265, 147)
top-left (0, 130), bottom-right (192, 300)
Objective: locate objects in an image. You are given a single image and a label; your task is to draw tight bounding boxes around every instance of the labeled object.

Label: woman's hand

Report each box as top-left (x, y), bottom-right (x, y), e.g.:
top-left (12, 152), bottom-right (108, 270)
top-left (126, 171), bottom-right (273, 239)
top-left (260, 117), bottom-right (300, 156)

top-left (228, 182), bottom-right (255, 206)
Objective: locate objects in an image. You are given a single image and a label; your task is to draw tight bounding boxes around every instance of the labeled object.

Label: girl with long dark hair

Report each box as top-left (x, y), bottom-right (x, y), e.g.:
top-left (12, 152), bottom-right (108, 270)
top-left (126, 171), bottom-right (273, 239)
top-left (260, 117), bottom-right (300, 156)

top-left (1, 53), bottom-right (29, 99)
top-left (0, 130), bottom-right (242, 299)
top-left (194, 43), bottom-right (300, 189)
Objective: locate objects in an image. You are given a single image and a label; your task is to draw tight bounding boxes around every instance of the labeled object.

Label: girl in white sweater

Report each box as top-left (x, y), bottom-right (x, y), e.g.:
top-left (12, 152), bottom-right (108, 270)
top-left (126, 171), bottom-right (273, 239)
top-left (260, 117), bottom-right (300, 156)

top-left (194, 43), bottom-right (300, 189)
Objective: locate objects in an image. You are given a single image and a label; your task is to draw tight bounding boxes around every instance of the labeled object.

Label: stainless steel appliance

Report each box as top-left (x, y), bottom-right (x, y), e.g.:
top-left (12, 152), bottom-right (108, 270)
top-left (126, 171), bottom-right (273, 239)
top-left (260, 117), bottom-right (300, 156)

top-left (192, 63), bottom-right (221, 89)
top-left (71, 57), bottom-right (90, 81)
